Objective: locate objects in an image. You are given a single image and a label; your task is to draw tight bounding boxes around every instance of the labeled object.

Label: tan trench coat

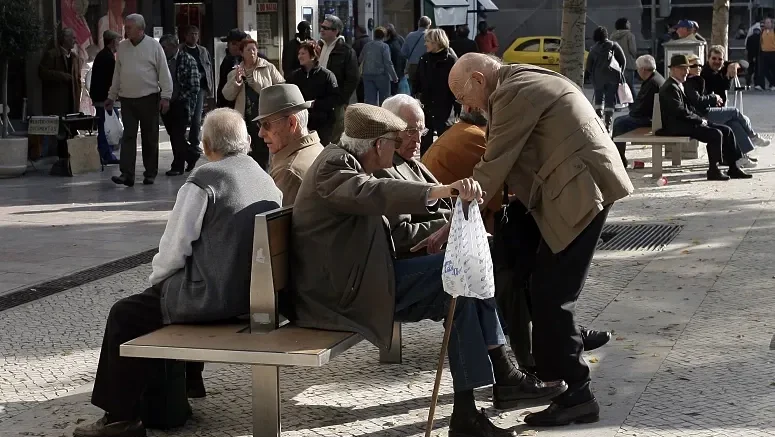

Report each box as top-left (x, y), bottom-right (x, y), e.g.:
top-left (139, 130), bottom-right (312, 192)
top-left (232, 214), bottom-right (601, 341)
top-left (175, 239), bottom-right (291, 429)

top-left (221, 57), bottom-right (285, 116)
top-left (474, 65), bottom-right (634, 253)
top-left (290, 145), bottom-right (437, 349)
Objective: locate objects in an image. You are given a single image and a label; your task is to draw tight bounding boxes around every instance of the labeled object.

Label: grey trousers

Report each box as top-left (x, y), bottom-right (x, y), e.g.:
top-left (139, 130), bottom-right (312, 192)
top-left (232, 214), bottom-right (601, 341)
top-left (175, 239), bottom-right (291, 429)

top-left (119, 93), bottom-right (160, 179)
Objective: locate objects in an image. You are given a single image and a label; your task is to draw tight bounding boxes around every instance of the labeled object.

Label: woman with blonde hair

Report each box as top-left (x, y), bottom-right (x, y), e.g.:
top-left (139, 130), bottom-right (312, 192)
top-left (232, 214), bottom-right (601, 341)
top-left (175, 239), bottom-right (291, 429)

top-left (222, 38), bottom-right (285, 169)
top-left (413, 28), bottom-right (458, 155)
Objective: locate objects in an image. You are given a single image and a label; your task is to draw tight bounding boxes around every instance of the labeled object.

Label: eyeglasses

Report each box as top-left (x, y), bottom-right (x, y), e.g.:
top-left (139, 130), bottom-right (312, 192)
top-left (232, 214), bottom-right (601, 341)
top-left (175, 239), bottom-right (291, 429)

top-left (689, 64), bottom-right (702, 69)
top-left (320, 25), bottom-right (333, 31)
top-left (258, 116), bottom-right (288, 131)
top-left (455, 76), bottom-right (473, 105)
top-left (404, 127), bottom-right (429, 137)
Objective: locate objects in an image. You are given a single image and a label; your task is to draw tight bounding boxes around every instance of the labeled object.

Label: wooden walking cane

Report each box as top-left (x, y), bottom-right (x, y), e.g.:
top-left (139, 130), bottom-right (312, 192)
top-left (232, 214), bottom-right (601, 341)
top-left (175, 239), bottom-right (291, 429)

top-left (425, 296), bottom-right (457, 437)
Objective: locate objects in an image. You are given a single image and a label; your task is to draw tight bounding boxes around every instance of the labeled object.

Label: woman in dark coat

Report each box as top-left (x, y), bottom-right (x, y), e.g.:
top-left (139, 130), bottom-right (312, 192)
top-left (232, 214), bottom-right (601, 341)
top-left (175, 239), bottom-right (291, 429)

top-left (585, 26), bottom-right (626, 132)
top-left (414, 28), bottom-right (458, 156)
top-left (287, 41), bottom-right (340, 146)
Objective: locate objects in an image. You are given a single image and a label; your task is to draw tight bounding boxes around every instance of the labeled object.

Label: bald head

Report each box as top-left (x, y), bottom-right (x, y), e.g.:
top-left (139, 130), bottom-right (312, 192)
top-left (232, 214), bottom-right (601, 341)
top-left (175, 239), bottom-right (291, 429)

top-left (449, 53), bottom-right (502, 112)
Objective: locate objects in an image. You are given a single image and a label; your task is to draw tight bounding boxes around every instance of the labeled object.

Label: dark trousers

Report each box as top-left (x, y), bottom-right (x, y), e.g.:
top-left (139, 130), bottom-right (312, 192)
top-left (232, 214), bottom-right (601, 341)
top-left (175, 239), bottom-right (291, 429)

top-left (494, 201), bottom-right (610, 405)
top-left (119, 94), bottom-right (160, 179)
top-left (678, 122), bottom-right (741, 167)
top-left (161, 102), bottom-right (199, 172)
top-left (420, 106), bottom-right (452, 156)
top-left (757, 51), bottom-right (775, 88)
top-left (91, 286), bottom-right (202, 419)
top-left (746, 55), bottom-right (758, 87)
top-left (394, 253), bottom-right (506, 391)
top-left (612, 115), bottom-right (651, 165)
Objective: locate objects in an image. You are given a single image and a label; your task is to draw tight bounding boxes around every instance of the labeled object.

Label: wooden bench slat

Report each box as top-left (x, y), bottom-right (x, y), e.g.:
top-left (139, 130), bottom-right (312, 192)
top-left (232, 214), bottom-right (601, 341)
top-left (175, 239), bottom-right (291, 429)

top-left (120, 324), bottom-right (362, 367)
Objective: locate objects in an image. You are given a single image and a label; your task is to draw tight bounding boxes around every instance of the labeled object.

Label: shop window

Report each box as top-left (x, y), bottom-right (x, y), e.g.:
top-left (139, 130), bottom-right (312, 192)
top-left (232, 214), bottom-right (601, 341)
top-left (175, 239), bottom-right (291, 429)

top-left (319, 0), bottom-right (353, 43)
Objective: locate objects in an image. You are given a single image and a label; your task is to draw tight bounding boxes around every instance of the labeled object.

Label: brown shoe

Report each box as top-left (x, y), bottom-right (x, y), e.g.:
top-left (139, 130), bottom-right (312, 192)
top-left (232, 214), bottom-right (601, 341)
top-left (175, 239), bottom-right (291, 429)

top-left (73, 415), bottom-right (146, 437)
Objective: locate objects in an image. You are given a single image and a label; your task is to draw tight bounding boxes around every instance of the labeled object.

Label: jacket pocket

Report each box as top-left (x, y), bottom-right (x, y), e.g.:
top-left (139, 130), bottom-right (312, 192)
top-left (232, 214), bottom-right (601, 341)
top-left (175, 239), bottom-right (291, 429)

top-left (337, 263), bottom-right (362, 308)
top-left (543, 156), bottom-right (603, 228)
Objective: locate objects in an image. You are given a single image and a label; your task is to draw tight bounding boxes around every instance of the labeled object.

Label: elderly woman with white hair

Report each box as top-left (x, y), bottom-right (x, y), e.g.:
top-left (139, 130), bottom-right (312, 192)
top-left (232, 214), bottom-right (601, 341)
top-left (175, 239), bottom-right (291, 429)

top-left (375, 94), bottom-right (451, 257)
top-left (291, 104), bottom-right (567, 437)
top-left (74, 108), bottom-right (282, 437)
top-left (414, 28), bottom-right (459, 156)
top-left (611, 54), bottom-right (666, 166)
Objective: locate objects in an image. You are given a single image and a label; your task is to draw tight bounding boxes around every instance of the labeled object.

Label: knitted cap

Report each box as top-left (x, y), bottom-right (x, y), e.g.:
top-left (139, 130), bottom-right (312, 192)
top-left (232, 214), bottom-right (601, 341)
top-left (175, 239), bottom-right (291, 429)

top-left (344, 104), bottom-right (407, 139)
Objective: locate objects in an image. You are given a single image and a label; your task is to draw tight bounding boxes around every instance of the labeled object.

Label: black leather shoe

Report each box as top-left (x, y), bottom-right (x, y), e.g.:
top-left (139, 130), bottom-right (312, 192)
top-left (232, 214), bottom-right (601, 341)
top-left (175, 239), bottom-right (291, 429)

top-left (727, 167), bottom-right (753, 179)
top-left (580, 327), bottom-right (611, 351)
top-left (165, 169), bottom-right (184, 176)
top-left (142, 177), bottom-right (155, 185)
top-left (492, 372), bottom-right (568, 410)
top-left (523, 399), bottom-right (600, 427)
top-left (707, 168), bottom-right (730, 181)
top-left (449, 408), bottom-right (516, 437)
top-left (186, 377), bottom-right (206, 398)
top-left (73, 415), bottom-right (146, 437)
top-left (111, 175), bottom-right (134, 187)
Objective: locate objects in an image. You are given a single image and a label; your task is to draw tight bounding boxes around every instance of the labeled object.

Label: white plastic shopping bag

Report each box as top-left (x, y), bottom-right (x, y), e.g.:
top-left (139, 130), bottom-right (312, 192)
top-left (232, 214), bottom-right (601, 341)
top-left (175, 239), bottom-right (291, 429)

top-left (617, 83), bottom-right (634, 105)
top-left (441, 198), bottom-right (496, 299)
top-left (104, 109), bottom-right (124, 146)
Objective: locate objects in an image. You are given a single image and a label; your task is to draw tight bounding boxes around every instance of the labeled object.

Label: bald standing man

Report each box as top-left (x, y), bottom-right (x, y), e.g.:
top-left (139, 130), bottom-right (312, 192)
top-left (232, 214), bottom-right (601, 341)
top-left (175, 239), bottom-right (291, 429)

top-left (446, 53), bottom-right (634, 426)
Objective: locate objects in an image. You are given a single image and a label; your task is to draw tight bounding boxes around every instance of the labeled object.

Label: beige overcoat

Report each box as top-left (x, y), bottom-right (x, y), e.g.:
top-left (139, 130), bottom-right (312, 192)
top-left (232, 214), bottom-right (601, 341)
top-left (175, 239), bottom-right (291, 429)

top-left (474, 65), bottom-right (634, 253)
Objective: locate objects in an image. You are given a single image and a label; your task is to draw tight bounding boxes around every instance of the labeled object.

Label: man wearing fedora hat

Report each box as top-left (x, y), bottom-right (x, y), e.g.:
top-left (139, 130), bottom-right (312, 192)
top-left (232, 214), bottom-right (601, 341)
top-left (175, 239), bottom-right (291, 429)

top-left (290, 103), bottom-right (568, 437)
top-left (256, 84), bottom-right (324, 205)
top-left (658, 53), bottom-right (752, 181)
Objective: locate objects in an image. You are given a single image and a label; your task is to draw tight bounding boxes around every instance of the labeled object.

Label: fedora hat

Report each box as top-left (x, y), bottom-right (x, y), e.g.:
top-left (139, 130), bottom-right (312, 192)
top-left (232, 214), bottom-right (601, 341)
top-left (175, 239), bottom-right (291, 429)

top-left (253, 84), bottom-right (313, 121)
top-left (221, 28), bottom-right (248, 42)
top-left (669, 54), bottom-right (690, 68)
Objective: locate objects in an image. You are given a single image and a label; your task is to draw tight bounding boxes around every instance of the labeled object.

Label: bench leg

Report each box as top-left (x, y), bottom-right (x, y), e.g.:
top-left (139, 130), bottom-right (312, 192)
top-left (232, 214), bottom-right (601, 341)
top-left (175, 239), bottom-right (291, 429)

top-left (379, 322), bottom-right (403, 364)
top-left (672, 143), bottom-right (682, 167)
top-left (252, 365), bottom-right (281, 437)
top-left (652, 143), bottom-right (663, 178)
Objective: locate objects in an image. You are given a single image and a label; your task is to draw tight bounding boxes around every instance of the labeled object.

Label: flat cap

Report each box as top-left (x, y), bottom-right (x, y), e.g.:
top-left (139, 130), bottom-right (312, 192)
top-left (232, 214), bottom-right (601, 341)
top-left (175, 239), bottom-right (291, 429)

top-left (344, 104), bottom-right (407, 139)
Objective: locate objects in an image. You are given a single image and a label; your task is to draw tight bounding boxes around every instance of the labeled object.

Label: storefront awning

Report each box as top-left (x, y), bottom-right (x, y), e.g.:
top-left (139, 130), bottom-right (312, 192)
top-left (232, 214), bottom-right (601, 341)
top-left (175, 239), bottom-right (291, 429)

top-left (477, 0), bottom-right (499, 12)
top-left (427, 0), bottom-right (468, 26)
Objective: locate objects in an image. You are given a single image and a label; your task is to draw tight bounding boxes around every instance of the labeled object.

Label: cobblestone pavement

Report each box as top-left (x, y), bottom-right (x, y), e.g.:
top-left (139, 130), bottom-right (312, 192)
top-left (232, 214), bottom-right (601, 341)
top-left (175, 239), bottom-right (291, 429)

top-left (3, 96), bottom-right (775, 436)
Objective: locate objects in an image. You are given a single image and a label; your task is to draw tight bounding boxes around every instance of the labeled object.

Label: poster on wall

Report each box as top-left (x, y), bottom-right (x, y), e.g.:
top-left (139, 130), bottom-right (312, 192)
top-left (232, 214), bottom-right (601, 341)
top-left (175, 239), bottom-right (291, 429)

top-left (59, 0), bottom-right (138, 115)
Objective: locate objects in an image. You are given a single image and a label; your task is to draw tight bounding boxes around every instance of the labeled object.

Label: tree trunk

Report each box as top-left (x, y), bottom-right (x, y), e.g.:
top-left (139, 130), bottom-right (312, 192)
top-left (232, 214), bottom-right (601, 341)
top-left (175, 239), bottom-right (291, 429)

top-left (559, 0), bottom-right (588, 88)
top-left (2, 58), bottom-right (8, 139)
top-left (711, 0), bottom-right (730, 53)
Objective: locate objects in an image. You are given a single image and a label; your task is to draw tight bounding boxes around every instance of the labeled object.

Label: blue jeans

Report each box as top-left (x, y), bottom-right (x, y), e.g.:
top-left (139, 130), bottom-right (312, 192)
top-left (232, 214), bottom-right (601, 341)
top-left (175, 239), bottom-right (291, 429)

top-left (188, 89), bottom-right (206, 150)
top-left (593, 82), bottom-right (617, 111)
top-left (706, 107), bottom-right (755, 154)
top-left (363, 74), bottom-right (391, 106)
top-left (393, 253), bottom-right (506, 392)
top-left (612, 115), bottom-right (651, 165)
top-left (95, 107), bottom-right (119, 163)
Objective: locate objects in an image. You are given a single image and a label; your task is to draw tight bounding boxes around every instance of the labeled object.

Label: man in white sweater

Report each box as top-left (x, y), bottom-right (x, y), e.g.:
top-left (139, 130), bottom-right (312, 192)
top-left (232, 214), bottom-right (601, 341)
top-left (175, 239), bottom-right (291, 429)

top-left (106, 13), bottom-right (173, 186)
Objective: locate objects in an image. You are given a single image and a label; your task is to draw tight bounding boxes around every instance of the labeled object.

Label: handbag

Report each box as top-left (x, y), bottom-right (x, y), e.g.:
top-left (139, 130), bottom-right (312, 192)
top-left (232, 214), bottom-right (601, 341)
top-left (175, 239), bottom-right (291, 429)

top-left (617, 82), bottom-right (634, 104)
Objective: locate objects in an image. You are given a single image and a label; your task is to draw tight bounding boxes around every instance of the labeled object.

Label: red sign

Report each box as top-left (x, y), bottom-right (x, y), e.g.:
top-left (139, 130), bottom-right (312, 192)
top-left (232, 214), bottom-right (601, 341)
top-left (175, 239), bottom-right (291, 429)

top-left (258, 3), bottom-right (278, 13)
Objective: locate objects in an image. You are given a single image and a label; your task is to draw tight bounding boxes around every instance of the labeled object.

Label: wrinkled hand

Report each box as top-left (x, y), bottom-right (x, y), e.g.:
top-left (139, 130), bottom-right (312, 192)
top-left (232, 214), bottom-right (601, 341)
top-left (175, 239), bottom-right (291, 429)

top-left (449, 178), bottom-right (484, 204)
top-left (104, 99), bottom-right (114, 112)
top-left (411, 222), bottom-right (451, 254)
top-left (234, 65), bottom-right (245, 85)
top-left (159, 98), bottom-right (170, 115)
top-left (701, 119), bottom-right (708, 126)
top-left (715, 94), bottom-right (724, 106)
top-left (727, 63), bottom-right (739, 78)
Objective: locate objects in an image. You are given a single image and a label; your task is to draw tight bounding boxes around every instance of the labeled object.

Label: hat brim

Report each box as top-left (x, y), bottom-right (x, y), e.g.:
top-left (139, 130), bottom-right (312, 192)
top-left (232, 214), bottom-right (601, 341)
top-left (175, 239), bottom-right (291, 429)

top-left (252, 101), bottom-right (314, 122)
top-left (670, 63), bottom-right (689, 68)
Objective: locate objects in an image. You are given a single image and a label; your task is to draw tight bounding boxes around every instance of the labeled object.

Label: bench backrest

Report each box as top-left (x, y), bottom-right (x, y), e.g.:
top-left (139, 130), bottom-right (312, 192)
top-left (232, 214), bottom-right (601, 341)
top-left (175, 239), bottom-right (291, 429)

top-left (651, 97), bottom-right (662, 132)
top-left (249, 206), bottom-right (293, 333)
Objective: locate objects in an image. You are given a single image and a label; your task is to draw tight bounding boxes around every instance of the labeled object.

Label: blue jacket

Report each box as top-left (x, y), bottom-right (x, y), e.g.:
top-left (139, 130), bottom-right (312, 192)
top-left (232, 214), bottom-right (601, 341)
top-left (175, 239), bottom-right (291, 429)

top-left (360, 40), bottom-right (398, 81)
top-left (401, 27), bottom-right (428, 65)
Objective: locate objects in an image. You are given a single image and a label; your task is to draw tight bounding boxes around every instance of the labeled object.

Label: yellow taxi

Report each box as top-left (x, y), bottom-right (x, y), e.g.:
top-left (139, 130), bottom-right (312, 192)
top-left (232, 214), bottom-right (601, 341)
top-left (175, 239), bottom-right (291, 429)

top-left (502, 36), bottom-right (588, 72)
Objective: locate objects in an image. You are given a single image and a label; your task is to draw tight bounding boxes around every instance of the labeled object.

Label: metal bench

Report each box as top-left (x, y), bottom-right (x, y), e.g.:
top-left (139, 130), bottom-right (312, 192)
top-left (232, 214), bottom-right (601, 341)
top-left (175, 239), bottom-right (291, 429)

top-left (120, 206), bottom-right (402, 436)
top-left (613, 98), bottom-right (698, 178)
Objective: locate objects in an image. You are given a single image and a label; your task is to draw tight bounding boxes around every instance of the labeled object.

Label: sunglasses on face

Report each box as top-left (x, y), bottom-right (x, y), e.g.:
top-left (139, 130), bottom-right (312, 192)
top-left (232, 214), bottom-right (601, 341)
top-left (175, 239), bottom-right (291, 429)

top-left (690, 64), bottom-right (702, 69)
top-left (320, 25), bottom-right (333, 31)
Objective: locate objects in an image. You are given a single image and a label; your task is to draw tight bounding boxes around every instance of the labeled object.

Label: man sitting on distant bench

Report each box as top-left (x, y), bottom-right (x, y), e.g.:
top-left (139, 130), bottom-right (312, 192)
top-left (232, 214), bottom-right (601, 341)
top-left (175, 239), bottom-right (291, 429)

top-left (611, 54), bottom-right (665, 167)
top-left (74, 108), bottom-right (282, 437)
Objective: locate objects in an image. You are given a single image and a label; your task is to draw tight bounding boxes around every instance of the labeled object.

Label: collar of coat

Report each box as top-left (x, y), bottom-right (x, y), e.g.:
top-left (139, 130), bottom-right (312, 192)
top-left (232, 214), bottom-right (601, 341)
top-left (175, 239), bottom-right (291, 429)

top-left (273, 131), bottom-right (322, 163)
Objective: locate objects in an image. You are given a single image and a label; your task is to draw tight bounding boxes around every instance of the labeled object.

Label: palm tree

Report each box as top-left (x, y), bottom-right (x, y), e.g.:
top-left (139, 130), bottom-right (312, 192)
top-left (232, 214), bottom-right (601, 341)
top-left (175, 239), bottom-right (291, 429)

top-left (711, 0), bottom-right (730, 52)
top-left (559, 0), bottom-right (587, 88)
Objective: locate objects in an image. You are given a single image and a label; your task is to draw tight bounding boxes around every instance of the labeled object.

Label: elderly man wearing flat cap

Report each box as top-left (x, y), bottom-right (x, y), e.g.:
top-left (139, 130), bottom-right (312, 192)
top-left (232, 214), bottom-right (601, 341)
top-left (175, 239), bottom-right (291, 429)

top-left (256, 84), bottom-right (324, 205)
top-left (290, 103), bottom-right (567, 437)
